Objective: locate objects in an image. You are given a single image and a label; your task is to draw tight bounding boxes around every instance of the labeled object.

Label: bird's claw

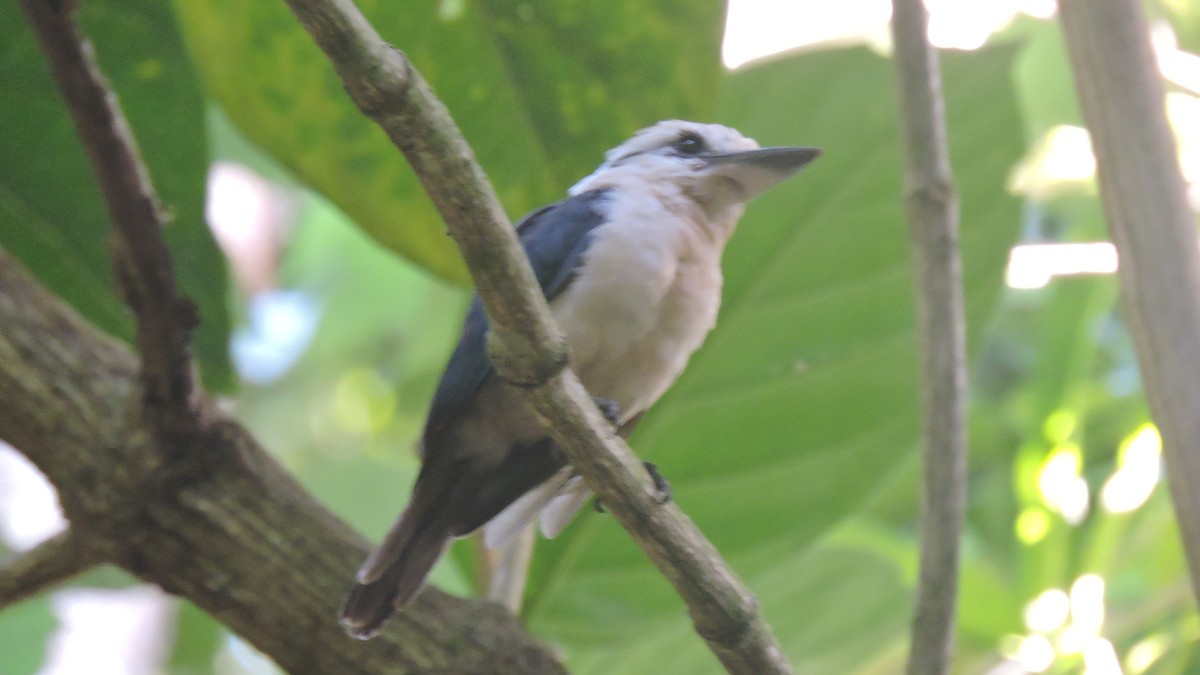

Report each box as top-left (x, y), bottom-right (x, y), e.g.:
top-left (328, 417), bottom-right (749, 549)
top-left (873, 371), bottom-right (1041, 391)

top-left (592, 397), bottom-right (620, 427)
top-left (591, 461), bottom-right (672, 513)
top-left (642, 461), bottom-right (672, 504)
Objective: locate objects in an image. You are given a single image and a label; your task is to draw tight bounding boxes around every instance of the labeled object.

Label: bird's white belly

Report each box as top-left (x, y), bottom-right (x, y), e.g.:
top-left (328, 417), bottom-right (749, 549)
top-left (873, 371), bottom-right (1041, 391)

top-left (550, 220), bottom-right (722, 423)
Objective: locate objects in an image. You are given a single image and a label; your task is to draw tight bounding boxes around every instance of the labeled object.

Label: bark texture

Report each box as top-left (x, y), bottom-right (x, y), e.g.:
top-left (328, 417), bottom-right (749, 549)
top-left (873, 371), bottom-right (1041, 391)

top-left (1058, 0), bottom-right (1200, 603)
top-left (0, 250), bottom-right (566, 673)
top-left (890, 1), bottom-right (968, 673)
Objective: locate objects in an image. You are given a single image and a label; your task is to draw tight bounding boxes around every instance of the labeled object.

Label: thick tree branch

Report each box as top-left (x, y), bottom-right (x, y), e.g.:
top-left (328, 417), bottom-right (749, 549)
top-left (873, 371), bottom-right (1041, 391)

top-left (0, 249), bottom-right (565, 673)
top-left (1058, 0), bottom-right (1200, 603)
top-left (890, 1), bottom-right (967, 673)
top-left (282, 0), bottom-right (792, 671)
top-left (0, 530), bottom-right (105, 610)
top-left (18, 0), bottom-right (198, 432)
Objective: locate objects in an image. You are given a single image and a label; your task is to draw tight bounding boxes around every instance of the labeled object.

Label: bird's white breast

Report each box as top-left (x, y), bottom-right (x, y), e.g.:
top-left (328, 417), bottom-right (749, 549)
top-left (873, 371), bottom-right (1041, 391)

top-left (550, 188), bottom-right (723, 422)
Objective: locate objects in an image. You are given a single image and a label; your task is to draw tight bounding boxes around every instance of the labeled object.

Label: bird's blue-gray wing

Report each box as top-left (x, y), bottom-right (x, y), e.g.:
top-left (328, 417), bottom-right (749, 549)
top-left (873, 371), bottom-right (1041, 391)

top-left (422, 189), bottom-right (610, 442)
top-left (518, 189), bottom-right (611, 300)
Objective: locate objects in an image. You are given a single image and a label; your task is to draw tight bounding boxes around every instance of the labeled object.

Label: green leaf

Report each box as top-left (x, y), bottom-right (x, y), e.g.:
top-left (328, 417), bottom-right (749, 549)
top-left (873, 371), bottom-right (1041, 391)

top-left (522, 45), bottom-right (1025, 671)
top-left (0, 0), bottom-right (233, 389)
top-left (1009, 17), bottom-right (1083, 137)
top-left (168, 602), bottom-right (223, 674)
top-left (0, 597), bottom-right (54, 674)
top-left (563, 546), bottom-right (911, 675)
top-left (172, 0), bottom-right (725, 283)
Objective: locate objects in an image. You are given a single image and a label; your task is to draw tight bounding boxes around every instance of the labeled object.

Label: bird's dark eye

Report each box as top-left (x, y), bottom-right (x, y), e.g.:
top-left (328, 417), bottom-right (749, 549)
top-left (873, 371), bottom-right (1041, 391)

top-left (673, 132), bottom-right (706, 156)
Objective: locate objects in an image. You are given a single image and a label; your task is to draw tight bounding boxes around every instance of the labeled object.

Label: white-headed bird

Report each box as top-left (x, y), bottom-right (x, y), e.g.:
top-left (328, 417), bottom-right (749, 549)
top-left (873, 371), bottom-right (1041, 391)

top-left (340, 120), bottom-right (820, 638)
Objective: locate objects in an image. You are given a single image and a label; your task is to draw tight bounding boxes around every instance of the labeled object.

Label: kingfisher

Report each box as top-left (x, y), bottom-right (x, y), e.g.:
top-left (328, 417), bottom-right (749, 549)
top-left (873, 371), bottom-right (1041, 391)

top-left (340, 120), bottom-right (820, 638)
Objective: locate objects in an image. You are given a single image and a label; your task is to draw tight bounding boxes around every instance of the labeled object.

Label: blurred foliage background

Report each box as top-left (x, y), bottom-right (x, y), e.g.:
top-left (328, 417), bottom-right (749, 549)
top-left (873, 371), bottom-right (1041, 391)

top-left (2, 0), bottom-right (1200, 673)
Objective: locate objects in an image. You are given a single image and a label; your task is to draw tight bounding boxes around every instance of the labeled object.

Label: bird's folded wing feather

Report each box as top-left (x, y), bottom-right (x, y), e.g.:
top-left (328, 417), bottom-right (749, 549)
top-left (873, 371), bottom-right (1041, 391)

top-left (422, 189), bottom-right (611, 443)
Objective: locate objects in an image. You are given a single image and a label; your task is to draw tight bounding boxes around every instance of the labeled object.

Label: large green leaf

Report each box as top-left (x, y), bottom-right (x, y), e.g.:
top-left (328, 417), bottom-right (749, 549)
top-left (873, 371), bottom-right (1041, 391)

top-left (0, 0), bottom-right (232, 389)
top-left (565, 546), bottom-right (911, 674)
top-left (1007, 17), bottom-right (1083, 138)
top-left (172, 0), bottom-right (725, 283)
top-left (520, 45), bottom-right (1024, 672)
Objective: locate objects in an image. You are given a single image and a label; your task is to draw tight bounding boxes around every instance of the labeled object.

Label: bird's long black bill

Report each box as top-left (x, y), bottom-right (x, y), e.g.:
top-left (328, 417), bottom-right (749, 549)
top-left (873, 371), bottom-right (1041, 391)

top-left (705, 146), bottom-right (822, 173)
top-left (702, 146), bottom-right (822, 197)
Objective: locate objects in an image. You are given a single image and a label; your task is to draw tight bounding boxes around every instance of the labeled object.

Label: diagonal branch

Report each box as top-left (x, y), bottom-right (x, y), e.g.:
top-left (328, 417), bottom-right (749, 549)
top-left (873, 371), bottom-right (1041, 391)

top-left (890, 1), bottom-right (968, 673)
top-left (1058, 0), bottom-right (1200, 604)
top-left (282, 0), bottom-right (793, 671)
top-left (0, 530), bottom-right (106, 610)
top-left (19, 0), bottom-right (199, 431)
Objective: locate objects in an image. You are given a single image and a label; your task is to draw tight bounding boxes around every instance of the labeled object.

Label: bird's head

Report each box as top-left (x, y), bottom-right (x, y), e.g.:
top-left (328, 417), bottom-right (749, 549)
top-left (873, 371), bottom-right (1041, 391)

top-left (571, 120), bottom-right (820, 237)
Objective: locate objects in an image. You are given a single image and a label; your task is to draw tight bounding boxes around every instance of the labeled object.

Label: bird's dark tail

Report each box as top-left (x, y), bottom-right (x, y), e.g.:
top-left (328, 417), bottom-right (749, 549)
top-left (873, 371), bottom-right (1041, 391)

top-left (338, 504), bottom-right (453, 640)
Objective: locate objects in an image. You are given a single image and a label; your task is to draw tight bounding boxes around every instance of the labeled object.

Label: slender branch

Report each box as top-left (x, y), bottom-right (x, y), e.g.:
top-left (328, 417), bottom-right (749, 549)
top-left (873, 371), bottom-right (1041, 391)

top-left (0, 530), bottom-right (105, 609)
top-left (889, 2), bottom-right (967, 673)
top-left (1058, 0), bottom-right (1200, 602)
top-left (281, 0), bottom-right (793, 671)
top-left (18, 0), bottom-right (199, 431)
top-left (282, 0), bottom-right (565, 383)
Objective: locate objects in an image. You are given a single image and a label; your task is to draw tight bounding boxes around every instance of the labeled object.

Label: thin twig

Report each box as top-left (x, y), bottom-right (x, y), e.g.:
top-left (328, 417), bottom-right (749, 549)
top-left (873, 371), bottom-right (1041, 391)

top-left (0, 530), bottom-right (104, 610)
top-left (889, 1), bottom-right (968, 673)
top-left (19, 0), bottom-right (199, 431)
top-left (281, 0), bottom-right (792, 670)
top-left (1058, 0), bottom-right (1200, 603)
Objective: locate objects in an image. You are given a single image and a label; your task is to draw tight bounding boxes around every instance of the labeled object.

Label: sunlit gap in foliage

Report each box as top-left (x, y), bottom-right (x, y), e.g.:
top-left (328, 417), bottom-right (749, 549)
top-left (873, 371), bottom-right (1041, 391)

top-left (1006, 125), bottom-right (1117, 290)
top-left (333, 367), bottom-right (399, 435)
top-left (0, 443), bottom-right (65, 550)
top-left (1011, 125), bottom-right (1097, 195)
top-left (1006, 24), bottom-right (1200, 290)
top-left (1039, 411), bottom-right (1088, 523)
top-left (207, 162), bottom-right (319, 385)
top-left (1154, 22), bottom-right (1200, 96)
top-left (1008, 419), bottom-right (1167, 672)
top-left (1100, 424), bottom-right (1162, 514)
top-left (1005, 243), bottom-right (1117, 290)
top-left (1031, 418), bottom-right (1163, 526)
top-left (1126, 634), bottom-right (1171, 674)
top-left (721, 0), bottom-right (1055, 69)
top-left (0, 444), bottom-right (176, 673)
top-left (999, 575), bottom-right (1120, 674)
top-left (1153, 23), bottom-right (1200, 220)
top-left (1038, 443), bottom-right (1089, 525)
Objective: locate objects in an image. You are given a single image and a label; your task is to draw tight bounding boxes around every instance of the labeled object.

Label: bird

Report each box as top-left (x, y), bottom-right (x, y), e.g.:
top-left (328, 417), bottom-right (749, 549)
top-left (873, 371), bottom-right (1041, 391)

top-left (339, 120), bottom-right (820, 639)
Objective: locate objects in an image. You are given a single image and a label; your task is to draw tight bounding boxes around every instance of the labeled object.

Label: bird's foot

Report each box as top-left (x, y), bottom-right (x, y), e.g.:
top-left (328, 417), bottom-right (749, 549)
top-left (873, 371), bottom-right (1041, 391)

top-left (642, 461), bottom-right (672, 504)
top-left (592, 397), bottom-right (620, 427)
top-left (591, 461), bottom-right (672, 513)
